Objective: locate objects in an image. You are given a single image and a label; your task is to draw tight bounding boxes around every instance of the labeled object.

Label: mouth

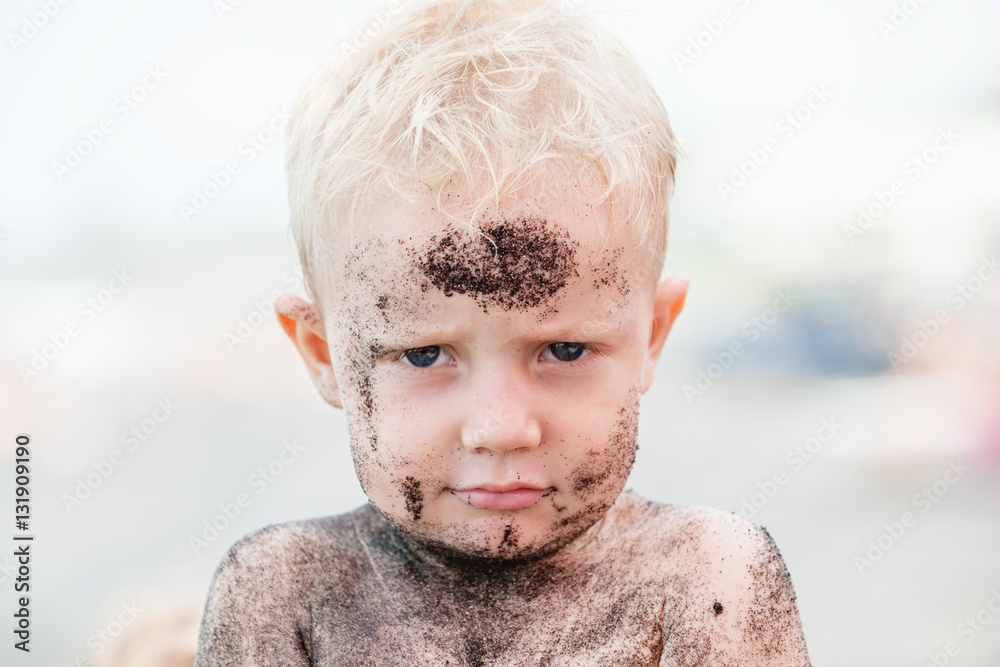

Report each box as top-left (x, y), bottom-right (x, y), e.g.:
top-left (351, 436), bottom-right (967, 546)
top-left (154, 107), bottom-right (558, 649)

top-left (451, 484), bottom-right (553, 510)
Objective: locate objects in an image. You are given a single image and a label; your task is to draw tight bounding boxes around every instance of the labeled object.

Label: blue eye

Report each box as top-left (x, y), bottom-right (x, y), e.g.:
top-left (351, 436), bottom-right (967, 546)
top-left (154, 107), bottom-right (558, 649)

top-left (401, 346), bottom-right (443, 368)
top-left (547, 342), bottom-right (587, 362)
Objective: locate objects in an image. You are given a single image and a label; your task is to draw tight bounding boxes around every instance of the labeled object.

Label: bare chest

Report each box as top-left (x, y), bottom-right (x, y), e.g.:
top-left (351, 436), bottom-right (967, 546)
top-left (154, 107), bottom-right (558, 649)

top-left (304, 567), bottom-right (666, 666)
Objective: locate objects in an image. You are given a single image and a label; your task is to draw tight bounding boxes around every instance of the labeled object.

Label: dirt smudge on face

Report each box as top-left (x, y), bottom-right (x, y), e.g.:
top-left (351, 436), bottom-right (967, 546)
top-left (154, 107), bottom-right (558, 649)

top-left (590, 246), bottom-right (633, 297)
top-left (570, 451), bottom-right (604, 495)
top-left (498, 523), bottom-right (521, 556)
top-left (400, 476), bottom-right (424, 521)
top-left (569, 390), bottom-right (640, 499)
top-left (415, 216), bottom-right (579, 312)
top-left (330, 237), bottom-right (411, 464)
top-left (357, 373), bottom-right (375, 419)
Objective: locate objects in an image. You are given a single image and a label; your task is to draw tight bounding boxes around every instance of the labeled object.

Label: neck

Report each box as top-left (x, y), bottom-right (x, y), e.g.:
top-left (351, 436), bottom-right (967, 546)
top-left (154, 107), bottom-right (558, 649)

top-left (369, 503), bottom-right (613, 593)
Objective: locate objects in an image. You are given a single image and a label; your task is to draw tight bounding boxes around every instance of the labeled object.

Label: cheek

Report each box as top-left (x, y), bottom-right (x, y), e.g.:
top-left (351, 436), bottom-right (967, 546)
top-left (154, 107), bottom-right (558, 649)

top-left (329, 338), bottom-right (387, 499)
top-left (567, 389), bottom-right (640, 500)
top-left (348, 388), bottom-right (454, 522)
top-left (398, 475), bottom-right (424, 521)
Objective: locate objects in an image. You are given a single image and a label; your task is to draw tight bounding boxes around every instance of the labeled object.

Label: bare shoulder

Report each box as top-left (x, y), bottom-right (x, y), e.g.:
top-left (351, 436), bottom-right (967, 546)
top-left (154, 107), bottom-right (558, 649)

top-left (609, 493), bottom-right (811, 666)
top-left (195, 505), bottom-right (374, 666)
top-left (207, 507), bottom-right (370, 586)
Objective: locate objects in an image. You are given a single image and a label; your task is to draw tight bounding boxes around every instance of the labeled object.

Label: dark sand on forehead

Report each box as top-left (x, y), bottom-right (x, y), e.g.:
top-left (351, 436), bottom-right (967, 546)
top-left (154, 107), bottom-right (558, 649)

top-left (415, 216), bottom-right (580, 313)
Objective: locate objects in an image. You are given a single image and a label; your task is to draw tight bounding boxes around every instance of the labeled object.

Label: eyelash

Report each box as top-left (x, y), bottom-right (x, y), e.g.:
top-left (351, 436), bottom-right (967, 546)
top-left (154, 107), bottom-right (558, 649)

top-left (543, 342), bottom-right (597, 363)
top-left (394, 343), bottom-right (599, 368)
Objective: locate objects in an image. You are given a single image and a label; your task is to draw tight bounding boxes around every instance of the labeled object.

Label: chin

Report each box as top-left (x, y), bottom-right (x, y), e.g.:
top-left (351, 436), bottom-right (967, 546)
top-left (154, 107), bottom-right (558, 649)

top-left (418, 532), bottom-right (555, 563)
top-left (377, 488), bottom-right (618, 564)
top-left (400, 510), bottom-right (603, 565)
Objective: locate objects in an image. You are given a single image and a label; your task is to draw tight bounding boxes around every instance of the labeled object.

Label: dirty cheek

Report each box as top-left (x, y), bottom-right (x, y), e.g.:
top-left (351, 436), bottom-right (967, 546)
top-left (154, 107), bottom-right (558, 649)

top-left (569, 390), bottom-right (640, 500)
top-left (343, 345), bottom-right (440, 527)
top-left (327, 323), bottom-right (386, 499)
top-left (399, 476), bottom-right (424, 521)
top-left (330, 242), bottom-right (413, 490)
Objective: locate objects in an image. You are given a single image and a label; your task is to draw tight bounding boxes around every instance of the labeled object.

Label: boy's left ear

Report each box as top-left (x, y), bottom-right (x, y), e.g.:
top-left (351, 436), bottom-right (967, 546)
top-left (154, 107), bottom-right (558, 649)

top-left (641, 275), bottom-right (688, 394)
top-left (274, 294), bottom-right (343, 408)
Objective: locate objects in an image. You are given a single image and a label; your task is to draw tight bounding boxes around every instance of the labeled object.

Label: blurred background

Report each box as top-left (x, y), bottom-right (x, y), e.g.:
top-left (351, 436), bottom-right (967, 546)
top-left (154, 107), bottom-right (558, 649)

top-left (2, 0), bottom-right (998, 664)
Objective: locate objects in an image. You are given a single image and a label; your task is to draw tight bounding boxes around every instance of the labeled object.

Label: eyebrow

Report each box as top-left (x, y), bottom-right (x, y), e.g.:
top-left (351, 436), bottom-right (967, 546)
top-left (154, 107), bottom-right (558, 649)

top-left (367, 322), bottom-right (469, 351)
top-left (533, 317), bottom-right (622, 340)
top-left (372, 312), bottom-right (624, 351)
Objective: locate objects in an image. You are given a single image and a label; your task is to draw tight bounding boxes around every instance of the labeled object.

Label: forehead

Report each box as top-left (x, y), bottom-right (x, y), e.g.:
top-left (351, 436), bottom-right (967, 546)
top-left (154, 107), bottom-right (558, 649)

top-left (317, 196), bottom-right (660, 357)
top-left (335, 196), bottom-right (638, 303)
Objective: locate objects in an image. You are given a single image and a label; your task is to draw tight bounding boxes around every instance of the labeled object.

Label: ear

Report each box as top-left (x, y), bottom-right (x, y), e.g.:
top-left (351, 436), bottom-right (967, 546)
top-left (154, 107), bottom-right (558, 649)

top-left (275, 294), bottom-right (342, 408)
top-left (640, 275), bottom-right (688, 394)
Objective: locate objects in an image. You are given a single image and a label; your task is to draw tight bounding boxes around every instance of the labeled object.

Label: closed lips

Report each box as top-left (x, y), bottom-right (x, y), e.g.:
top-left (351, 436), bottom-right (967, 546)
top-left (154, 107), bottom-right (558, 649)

top-left (452, 485), bottom-right (551, 510)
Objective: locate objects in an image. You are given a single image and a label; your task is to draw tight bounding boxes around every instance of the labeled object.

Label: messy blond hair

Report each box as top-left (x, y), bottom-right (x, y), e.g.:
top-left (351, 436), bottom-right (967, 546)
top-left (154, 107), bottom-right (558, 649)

top-left (286, 0), bottom-right (679, 310)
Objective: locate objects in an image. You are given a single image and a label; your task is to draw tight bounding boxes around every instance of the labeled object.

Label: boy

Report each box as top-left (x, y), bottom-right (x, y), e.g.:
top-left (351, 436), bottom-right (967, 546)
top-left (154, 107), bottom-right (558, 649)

top-left (195, 0), bottom-right (811, 664)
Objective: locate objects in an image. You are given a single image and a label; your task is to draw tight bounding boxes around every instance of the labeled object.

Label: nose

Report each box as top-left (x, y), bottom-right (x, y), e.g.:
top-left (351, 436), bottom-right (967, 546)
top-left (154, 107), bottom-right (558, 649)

top-left (460, 374), bottom-right (542, 453)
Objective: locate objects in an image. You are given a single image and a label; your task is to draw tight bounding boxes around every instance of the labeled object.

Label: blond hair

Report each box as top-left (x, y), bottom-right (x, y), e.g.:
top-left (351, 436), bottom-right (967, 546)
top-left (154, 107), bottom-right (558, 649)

top-left (286, 0), bottom-right (679, 310)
